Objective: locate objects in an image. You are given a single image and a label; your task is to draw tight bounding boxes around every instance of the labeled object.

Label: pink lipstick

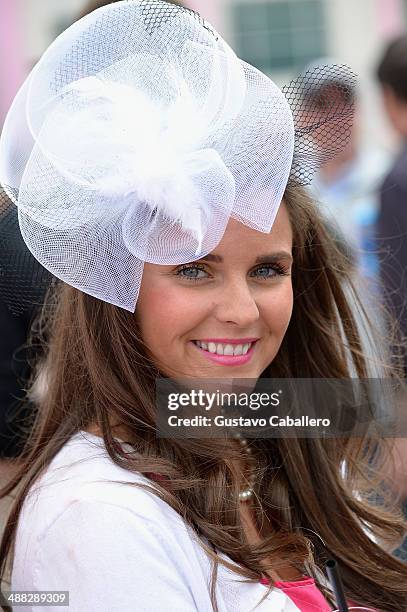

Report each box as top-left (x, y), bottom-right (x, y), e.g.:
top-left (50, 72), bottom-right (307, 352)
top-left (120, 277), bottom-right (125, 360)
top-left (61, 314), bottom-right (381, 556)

top-left (190, 340), bottom-right (258, 366)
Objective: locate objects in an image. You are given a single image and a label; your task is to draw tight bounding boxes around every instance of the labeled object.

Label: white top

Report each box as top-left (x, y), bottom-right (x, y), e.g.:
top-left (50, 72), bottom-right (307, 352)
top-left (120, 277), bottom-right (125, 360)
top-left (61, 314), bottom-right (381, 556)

top-left (12, 431), bottom-right (302, 612)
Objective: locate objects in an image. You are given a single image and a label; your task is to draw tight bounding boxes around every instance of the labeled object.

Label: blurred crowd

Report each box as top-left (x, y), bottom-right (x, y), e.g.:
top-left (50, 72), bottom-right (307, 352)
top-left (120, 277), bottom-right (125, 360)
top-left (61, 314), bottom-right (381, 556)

top-left (0, 0), bottom-right (406, 556)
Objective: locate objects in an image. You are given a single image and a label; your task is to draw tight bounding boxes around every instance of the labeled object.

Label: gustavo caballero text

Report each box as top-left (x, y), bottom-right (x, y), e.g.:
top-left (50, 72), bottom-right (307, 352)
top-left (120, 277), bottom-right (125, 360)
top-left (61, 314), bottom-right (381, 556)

top-left (168, 415), bottom-right (331, 427)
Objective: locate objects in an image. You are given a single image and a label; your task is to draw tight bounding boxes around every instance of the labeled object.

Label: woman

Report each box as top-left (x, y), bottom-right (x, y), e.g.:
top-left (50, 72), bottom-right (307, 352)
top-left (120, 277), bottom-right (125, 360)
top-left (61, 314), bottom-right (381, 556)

top-left (0, 1), bottom-right (406, 610)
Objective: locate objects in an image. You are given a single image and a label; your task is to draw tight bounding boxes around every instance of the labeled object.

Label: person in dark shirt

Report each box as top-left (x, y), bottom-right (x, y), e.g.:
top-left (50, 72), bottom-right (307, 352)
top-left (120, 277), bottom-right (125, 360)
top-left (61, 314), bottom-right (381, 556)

top-left (0, 190), bottom-right (50, 457)
top-left (0, 303), bottom-right (34, 456)
top-left (376, 35), bottom-right (407, 376)
top-left (376, 34), bottom-right (407, 561)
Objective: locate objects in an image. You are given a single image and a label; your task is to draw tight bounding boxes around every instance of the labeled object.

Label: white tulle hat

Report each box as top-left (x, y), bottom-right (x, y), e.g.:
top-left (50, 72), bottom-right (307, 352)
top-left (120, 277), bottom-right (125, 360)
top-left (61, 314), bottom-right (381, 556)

top-left (0, 0), bottom-right (355, 313)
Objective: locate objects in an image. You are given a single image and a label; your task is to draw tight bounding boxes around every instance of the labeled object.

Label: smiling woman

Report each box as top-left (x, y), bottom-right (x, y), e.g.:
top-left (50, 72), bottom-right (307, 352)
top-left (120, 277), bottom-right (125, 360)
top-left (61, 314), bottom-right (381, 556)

top-left (0, 2), bottom-right (406, 612)
top-left (135, 208), bottom-right (293, 379)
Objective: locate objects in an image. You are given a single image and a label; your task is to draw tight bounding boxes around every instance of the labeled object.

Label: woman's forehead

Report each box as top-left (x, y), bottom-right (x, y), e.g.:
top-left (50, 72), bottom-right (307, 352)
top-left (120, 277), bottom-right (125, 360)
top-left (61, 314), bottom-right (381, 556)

top-left (141, 204), bottom-right (293, 273)
top-left (216, 203), bottom-right (293, 253)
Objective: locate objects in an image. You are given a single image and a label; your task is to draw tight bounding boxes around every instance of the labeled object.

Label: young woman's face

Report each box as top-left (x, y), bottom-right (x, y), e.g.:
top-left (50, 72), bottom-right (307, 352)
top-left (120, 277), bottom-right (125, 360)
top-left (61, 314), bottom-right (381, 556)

top-left (135, 202), bottom-right (293, 379)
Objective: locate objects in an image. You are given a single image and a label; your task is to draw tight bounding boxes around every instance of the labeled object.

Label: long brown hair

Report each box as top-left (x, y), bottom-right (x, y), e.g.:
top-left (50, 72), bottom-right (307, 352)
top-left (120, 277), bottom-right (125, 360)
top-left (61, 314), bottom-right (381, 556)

top-left (1, 186), bottom-right (406, 611)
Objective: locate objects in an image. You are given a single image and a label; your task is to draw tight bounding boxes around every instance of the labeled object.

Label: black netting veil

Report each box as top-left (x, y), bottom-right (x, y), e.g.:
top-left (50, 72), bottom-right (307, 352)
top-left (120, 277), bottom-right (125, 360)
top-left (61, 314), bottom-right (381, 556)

top-left (283, 63), bottom-right (356, 186)
top-left (0, 189), bottom-right (55, 315)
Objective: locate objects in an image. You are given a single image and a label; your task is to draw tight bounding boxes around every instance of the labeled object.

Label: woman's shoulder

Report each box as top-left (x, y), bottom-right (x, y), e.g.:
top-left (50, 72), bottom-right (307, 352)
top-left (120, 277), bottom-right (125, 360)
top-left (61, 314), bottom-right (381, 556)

top-left (12, 433), bottom-right (221, 608)
top-left (21, 431), bottom-right (188, 540)
top-left (13, 432), bottom-right (303, 612)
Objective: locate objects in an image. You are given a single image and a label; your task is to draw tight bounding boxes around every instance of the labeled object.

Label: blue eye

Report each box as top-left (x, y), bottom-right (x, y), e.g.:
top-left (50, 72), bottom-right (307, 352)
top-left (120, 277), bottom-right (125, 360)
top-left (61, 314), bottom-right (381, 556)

top-left (175, 262), bottom-right (289, 282)
top-left (250, 264), bottom-right (288, 279)
top-left (176, 264), bottom-right (208, 281)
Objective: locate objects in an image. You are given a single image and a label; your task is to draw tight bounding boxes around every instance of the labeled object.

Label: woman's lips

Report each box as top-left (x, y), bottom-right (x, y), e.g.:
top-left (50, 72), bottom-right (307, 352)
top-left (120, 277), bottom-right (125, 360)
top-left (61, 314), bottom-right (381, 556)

top-left (190, 340), bottom-right (258, 366)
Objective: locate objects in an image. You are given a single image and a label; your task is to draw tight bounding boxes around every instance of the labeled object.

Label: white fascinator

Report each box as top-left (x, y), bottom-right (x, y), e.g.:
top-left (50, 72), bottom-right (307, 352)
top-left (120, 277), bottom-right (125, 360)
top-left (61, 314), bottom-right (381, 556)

top-left (0, 0), bottom-right (355, 313)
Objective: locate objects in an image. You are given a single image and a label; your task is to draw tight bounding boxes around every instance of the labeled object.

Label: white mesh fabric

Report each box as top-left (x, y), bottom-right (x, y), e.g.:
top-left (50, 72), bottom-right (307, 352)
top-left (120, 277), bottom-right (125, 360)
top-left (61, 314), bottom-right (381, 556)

top-left (0, 0), bottom-right (295, 311)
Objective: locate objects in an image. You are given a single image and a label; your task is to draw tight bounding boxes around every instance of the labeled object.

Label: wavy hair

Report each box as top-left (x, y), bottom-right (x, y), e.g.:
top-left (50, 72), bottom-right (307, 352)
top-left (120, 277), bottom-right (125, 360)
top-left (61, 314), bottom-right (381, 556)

top-left (0, 186), bottom-right (406, 611)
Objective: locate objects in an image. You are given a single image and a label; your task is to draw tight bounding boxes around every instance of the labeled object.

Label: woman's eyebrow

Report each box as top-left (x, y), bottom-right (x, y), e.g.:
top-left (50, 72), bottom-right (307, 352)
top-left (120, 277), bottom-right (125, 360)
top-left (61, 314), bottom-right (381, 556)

top-left (198, 251), bottom-right (293, 264)
top-left (254, 252), bottom-right (293, 264)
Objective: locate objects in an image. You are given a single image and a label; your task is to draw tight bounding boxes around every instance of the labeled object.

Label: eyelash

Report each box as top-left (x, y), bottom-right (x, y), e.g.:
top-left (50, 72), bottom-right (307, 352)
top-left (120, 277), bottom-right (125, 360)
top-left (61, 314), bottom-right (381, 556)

top-left (175, 263), bottom-right (289, 282)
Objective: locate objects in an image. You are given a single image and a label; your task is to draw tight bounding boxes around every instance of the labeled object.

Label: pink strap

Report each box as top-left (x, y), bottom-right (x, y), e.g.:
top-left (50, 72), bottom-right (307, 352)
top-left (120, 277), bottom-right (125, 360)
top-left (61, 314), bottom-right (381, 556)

top-left (260, 576), bottom-right (332, 611)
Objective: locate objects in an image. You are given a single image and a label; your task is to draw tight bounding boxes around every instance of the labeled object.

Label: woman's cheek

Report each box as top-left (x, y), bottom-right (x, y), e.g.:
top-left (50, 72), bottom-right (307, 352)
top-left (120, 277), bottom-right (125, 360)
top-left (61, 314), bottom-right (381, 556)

top-left (141, 285), bottom-right (209, 341)
top-left (261, 284), bottom-right (293, 334)
top-left (159, 287), bottom-right (207, 324)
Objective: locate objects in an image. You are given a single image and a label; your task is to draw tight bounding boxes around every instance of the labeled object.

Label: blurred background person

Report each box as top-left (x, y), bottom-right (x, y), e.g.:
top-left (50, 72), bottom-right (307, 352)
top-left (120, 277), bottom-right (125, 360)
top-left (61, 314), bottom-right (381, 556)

top-left (0, 187), bottom-right (53, 457)
top-left (375, 35), bottom-right (407, 563)
top-left (376, 34), bottom-right (407, 376)
top-left (296, 61), bottom-right (390, 380)
top-left (305, 59), bottom-right (390, 295)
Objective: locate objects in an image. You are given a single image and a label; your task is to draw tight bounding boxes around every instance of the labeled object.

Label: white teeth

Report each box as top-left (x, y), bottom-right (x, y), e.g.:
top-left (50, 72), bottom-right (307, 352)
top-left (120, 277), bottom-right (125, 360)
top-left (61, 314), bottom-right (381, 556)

top-left (208, 342), bottom-right (217, 353)
top-left (223, 344), bottom-right (234, 356)
top-left (194, 341), bottom-right (254, 356)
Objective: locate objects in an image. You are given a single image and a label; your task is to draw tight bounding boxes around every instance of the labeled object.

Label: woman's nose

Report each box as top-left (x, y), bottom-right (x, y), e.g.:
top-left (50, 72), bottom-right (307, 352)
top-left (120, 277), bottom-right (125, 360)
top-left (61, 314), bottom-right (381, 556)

top-left (212, 280), bottom-right (260, 327)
